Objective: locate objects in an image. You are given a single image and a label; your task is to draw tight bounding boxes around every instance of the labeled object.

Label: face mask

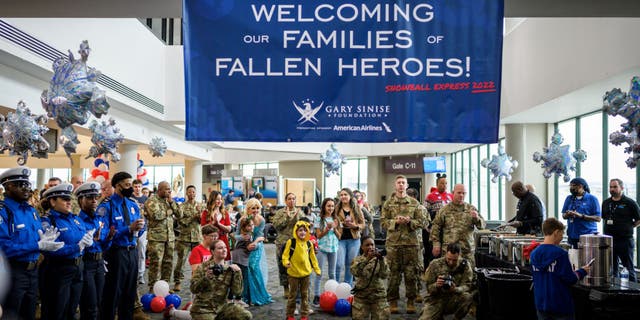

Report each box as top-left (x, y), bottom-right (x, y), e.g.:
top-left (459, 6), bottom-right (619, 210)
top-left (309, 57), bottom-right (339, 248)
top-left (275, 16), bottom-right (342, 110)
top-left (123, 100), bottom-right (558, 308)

top-left (570, 188), bottom-right (580, 196)
top-left (121, 187), bottom-right (134, 198)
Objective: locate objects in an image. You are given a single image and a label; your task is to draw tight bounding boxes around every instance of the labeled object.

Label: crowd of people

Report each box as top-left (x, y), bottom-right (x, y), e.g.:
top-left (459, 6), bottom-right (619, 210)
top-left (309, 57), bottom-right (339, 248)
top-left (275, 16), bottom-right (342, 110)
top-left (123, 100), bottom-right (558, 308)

top-left (1, 165), bottom-right (639, 320)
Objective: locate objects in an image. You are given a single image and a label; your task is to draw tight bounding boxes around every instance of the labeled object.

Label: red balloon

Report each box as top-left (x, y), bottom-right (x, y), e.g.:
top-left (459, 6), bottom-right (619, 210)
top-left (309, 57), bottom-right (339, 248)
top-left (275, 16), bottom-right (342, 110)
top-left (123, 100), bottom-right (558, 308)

top-left (347, 295), bottom-right (354, 305)
top-left (98, 171), bottom-right (109, 180)
top-left (91, 169), bottom-right (101, 178)
top-left (150, 296), bottom-right (166, 313)
top-left (320, 291), bottom-right (338, 312)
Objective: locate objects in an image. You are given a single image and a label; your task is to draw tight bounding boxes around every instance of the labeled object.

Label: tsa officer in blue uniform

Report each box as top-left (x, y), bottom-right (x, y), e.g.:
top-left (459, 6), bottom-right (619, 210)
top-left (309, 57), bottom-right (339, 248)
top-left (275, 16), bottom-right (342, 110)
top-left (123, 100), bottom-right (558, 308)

top-left (100, 171), bottom-right (146, 320)
top-left (77, 181), bottom-right (114, 320)
top-left (40, 183), bottom-right (95, 320)
top-left (0, 166), bottom-right (64, 320)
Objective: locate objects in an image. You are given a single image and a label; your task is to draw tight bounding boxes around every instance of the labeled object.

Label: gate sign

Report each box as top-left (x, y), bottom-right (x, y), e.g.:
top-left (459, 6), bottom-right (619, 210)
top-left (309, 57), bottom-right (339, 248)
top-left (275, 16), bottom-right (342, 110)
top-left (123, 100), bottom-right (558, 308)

top-left (183, 0), bottom-right (504, 143)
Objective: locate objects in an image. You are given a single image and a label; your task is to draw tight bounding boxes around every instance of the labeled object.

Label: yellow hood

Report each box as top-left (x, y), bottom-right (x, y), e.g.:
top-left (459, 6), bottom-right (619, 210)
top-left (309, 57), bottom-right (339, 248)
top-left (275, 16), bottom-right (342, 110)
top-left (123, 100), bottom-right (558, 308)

top-left (292, 220), bottom-right (311, 241)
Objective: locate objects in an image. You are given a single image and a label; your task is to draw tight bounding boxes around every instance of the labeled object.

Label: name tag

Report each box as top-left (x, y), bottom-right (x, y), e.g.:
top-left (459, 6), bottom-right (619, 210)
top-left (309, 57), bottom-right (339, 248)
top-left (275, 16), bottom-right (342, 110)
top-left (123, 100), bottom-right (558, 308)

top-left (16, 223), bottom-right (25, 229)
top-left (115, 216), bottom-right (123, 221)
top-left (59, 227), bottom-right (69, 232)
top-left (607, 220), bottom-right (614, 225)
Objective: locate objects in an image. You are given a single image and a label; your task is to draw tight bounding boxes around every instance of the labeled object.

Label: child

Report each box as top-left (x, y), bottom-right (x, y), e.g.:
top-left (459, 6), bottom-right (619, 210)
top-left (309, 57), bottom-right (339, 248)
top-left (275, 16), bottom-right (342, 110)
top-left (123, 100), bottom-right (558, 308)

top-left (232, 218), bottom-right (254, 306)
top-left (282, 221), bottom-right (321, 320)
top-left (313, 198), bottom-right (340, 306)
top-left (350, 236), bottom-right (390, 320)
top-left (530, 218), bottom-right (591, 320)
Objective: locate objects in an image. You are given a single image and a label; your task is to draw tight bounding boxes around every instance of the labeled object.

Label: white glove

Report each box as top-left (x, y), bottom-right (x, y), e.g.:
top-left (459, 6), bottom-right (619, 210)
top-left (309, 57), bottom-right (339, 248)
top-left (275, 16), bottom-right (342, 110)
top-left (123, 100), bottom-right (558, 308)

top-left (37, 230), bottom-right (64, 251)
top-left (78, 229), bottom-right (95, 252)
top-left (40, 227), bottom-right (60, 242)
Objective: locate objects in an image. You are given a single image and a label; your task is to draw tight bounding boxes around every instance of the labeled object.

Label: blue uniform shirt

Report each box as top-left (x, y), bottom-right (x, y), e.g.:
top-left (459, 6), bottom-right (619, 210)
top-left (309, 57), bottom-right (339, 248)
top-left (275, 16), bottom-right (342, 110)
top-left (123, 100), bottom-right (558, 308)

top-left (97, 194), bottom-right (144, 248)
top-left (0, 197), bottom-right (42, 262)
top-left (79, 209), bottom-right (111, 253)
top-left (562, 193), bottom-right (601, 239)
top-left (42, 210), bottom-right (87, 259)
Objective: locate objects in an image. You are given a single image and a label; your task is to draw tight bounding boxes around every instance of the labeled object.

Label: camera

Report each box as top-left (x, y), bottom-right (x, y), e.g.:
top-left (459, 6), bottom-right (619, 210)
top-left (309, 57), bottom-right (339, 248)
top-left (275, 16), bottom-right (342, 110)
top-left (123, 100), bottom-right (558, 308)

top-left (441, 275), bottom-right (455, 290)
top-left (210, 263), bottom-right (225, 276)
top-left (372, 248), bottom-right (386, 259)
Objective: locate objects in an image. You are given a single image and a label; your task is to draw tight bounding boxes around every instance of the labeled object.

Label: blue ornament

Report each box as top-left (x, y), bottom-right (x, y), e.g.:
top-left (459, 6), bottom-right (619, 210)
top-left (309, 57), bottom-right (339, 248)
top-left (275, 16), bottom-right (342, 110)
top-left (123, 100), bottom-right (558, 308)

top-left (604, 76), bottom-right (640, 168)
top-left (93, 158), bottom-right (104, 167)
top-left (321, 143), bottom-right (347, 177)
top-left (141, 293), bottom-right (155, 311)
top-left (40, 41), bottom-right (110, 161)
top-left (85, 118), bottom-right (124, 162)
top-left (480, 145), bottom-right (518, 183)
top-left (0, 101), bottom-right (50, 165)
top-left (532, 131), bottom-right (586, 182)
top-left (164, 294), bottom-right (182, 309)
top-left (334, 298), bottom-right (351, 317)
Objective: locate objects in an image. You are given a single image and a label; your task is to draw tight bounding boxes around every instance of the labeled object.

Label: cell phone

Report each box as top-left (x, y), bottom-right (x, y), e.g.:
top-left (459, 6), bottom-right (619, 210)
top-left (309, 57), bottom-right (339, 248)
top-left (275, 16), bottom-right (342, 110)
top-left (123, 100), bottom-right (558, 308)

top-left (587, 258), bottom-right (596, 266)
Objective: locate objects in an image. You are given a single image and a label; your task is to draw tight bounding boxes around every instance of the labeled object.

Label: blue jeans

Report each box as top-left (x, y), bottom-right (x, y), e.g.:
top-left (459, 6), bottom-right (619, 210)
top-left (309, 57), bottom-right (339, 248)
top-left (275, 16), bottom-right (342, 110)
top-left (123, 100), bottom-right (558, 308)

top-left (314, 250), bottom-right (337, 296)
top-left (336, 238), bottom-right (360, 286)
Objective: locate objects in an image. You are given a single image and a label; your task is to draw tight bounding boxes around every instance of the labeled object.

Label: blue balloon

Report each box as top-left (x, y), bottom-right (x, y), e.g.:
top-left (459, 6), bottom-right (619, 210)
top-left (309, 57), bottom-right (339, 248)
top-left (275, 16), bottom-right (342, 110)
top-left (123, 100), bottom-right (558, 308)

top-left (141, 293), bottom-right (155, 311)
top-left (139, 159), bottom-right (144, 167)
top-left (165, 294), bottom-right (182, 309)
top-left (94, 158), bottom-right (104, 167)
top-left (334, 298), bottom-right (351, 317)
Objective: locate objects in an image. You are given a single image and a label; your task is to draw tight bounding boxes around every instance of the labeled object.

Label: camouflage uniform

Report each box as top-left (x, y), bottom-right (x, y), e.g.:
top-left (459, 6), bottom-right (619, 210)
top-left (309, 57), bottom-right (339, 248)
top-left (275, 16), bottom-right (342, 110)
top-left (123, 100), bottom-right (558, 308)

top-left (350, 255), bottom-right (390, 320)
top-left (190, 259), bottom-right (244, 320)
top-left (381, 194), bottom-right (424, 302)
top-left (174, 200), bottom-right (204, 286)
top-left (420, 256), bottom-right (474, 320)
top-left (430, 202), bottom-right (485, 265)
top-left (272, 207), bottom-right (301, 287)
top-left (70, 193), bottom-right (80, 215)
top-left (144, 194), bottom-right (182, 289)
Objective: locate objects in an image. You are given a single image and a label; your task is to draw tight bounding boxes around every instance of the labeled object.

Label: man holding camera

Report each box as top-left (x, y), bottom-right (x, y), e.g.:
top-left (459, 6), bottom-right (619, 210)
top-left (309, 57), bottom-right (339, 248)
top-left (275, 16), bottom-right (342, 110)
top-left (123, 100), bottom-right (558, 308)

top-left (420, 242), bottom-right (474, 320)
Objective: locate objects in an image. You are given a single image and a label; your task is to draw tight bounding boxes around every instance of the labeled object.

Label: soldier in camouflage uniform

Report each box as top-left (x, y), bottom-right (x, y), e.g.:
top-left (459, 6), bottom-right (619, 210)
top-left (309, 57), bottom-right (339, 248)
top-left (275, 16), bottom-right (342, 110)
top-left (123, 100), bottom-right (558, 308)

top-left (272, 192), bottom-right (301, 297)
top-left (173, 185), bottom-right (204, 292)
top-left (420, 243), bottom-right (474, 320)
top-left (70, 175), bottom-right (83, 215)
top-left (381, 175), bottom-right (424, 314)
top-left (430, 184), bottom-right (485, 265)
top-left (351, 236), bottom-right (390, 320)
top-left (407, 187), bottom-right (430, 303)
top-left (144, 181), bottom-right (182, 291)
top-left (190, 239), bottom-right (244, 320)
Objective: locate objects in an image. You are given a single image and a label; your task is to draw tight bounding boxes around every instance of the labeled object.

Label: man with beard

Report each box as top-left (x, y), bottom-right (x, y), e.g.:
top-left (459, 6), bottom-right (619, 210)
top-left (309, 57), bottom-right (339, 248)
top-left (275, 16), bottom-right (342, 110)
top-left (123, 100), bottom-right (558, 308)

top-left (561, 177), bottom-right (601, 249)
top-left (602, 178), bottom-right (640, 281)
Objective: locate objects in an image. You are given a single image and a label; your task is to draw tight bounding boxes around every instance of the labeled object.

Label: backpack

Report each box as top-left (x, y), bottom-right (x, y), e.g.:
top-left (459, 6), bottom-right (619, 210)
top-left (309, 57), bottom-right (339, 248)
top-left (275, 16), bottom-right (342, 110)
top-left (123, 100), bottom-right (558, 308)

top-left (285, 238), bottom-right (313, 266)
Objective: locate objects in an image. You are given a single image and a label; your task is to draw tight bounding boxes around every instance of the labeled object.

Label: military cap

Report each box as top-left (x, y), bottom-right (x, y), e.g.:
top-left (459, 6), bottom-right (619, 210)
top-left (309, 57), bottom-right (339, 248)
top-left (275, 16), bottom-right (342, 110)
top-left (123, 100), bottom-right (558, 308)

top-left (75, 181), bottom-right (101, 197)
top-left (42, 183), bottom-right (74, 200)
top-left (0, 166), bottom-right (31, 185)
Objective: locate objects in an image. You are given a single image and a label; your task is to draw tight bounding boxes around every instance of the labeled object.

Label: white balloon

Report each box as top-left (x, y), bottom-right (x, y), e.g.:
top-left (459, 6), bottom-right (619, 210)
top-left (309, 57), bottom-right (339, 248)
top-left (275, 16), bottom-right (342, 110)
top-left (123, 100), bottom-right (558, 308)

top-left (94, 176), bottom-right (105, 183)
top-left (324, 279), bottom-right (339, 293)
top-left (335, 282), bottom-right (352, 300)
top-left (153, 280), bottom-right (170, 297)
top-left (98, 163), bottom-right (108, 171)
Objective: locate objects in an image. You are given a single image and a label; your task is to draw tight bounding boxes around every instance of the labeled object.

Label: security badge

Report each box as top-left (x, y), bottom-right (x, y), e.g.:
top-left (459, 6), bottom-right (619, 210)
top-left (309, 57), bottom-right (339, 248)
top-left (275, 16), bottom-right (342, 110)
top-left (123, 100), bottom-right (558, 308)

top-left (97, 207), bottom-right (107, 217)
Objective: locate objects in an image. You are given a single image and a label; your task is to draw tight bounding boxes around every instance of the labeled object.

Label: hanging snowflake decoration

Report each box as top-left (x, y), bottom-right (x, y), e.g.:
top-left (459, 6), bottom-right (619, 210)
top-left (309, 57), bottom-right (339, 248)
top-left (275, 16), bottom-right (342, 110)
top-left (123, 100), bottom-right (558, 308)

top-left (603, 76), bottom-right (640, 168)
top-left (481, 145), bottom-right (518, 183)
top-left (0, 101), bottom-right (50, 165)
top-left (532, 131), bottom-right (586, 182)
top-left (321, 143), bottom-right (346, 177)
top-left (85, 118), bottom-right (124, 162)
top-left (40, 40), bottom-right (110, 161)
top-left (148, 136), bottom-right (167, 157)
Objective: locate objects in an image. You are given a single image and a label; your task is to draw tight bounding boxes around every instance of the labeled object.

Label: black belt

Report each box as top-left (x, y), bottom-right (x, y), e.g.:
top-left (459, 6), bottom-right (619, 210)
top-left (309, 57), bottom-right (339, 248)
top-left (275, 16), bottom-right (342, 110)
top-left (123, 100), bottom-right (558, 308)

top-left (83, 252), bottom-right (103, 261)
top-left (9, 259), bottom-right (38, 271)
top-left (47, 256), bottom-right (82, 266)
top-left (113, 245), bottom-right (136, 251)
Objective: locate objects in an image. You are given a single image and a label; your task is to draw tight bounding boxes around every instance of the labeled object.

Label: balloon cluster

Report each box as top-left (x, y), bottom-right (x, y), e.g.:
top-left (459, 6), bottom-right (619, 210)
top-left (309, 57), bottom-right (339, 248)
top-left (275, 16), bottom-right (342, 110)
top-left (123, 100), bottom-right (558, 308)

top-left (0, 101), bottom-right (50, 165)
top-left (603, 76), bottom-right (640, 168)
top-left (533, 131), bottom-right (587, 182)
top-left (321, 143), bottom-right (347, 177)
top-left (320, 280), bottom-right (352, 316)
top-left (140, 280), bottom-right (182, 313)
top-left (149, 136), bottom-right (167, 157)
top-left (88, 156), bottom-right (109, 183)
top-left (85, 118), bottom-right (124, 162)
top-left (40, 41), bottom-right (110, 160)
top-left (481, 145), bottom-right (519, 183)
top-left (136, 153), bottom-right (149, 186)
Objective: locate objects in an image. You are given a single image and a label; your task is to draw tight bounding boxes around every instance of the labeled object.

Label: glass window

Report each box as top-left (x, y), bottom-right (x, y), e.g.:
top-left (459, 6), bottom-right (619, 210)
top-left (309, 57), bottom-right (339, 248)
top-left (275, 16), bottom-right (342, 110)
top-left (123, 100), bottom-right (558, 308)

top-left (358, 159), bottom-right (368, 193)
top-left (324, 171), bottom-right (341, 200)
top-left (608, 115), bottom-right (637, 202)
top-left (489, 143), bottom-right (500, 220)
top-left (469, 148), bottom-right (478, 204)
top-left (479, 145), bottom-right (489, 216)
top-left (255, 163), bottom-right (268, 169)
top-left (153, 165), bottom-right (172, 187)
top-left (455, 152), bottom-right (463, 185)
top-left (342, 159), bottom-right (360, 192)
top-left (51, 168), bottom-right (70, 183)
top-left (556, 120), bottom-right (576, 223)
top-left (579, 113), bottom-right (604, 234)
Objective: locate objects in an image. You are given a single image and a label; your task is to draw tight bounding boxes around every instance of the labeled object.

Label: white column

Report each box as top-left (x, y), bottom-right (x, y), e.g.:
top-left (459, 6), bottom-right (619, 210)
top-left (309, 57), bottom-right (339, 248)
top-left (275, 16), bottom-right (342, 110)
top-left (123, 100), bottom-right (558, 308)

top-left (70, 155), bottom-right (82, 178)
top-left (36, 168), bottom-right (47, 190)
top-left (185, 159), bottom-right (203, 196)
top-left (109, 144), bottom-right (139, 181)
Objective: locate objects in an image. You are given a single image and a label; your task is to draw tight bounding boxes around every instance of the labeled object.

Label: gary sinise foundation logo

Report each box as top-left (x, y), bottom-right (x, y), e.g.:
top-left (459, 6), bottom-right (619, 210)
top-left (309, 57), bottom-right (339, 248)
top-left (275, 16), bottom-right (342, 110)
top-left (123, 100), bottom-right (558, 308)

top-left (293, 98), bottom-right (323, 125)
top-left (293, 98), bottom-right (393, 133)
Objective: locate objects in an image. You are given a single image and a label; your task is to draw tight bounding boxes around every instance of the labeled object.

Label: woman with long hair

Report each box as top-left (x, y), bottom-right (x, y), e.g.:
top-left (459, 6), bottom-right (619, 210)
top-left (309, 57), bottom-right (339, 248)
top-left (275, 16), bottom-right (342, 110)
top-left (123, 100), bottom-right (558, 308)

top-left (312, 197), bottom-right (340, 306)
top-left (201, 190), bottom-right (232, 260)
top-left (335, 187), bottom-right (365, 286)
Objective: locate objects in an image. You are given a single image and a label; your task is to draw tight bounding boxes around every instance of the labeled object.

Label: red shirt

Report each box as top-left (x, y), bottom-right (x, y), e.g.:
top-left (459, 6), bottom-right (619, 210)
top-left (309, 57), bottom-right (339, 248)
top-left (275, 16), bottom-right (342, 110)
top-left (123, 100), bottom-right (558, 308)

top-left (189, 244), bottom-right (212, 266)
top-left (200, 209), bottom-right (232, 260)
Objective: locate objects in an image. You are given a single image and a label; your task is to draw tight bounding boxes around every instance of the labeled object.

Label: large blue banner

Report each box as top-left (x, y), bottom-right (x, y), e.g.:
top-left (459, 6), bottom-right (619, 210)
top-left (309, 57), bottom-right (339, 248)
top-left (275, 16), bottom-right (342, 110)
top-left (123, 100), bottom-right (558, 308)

top-left (184, 0), bottom-right (503, 143)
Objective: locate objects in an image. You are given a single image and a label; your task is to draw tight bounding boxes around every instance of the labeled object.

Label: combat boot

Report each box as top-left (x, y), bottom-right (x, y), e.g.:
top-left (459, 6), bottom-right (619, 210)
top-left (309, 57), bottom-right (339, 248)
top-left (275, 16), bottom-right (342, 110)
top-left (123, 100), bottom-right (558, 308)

top-left (407, 299), bottom-right (416, 314)
top-left (133, 306), bottom-right (151, 320)
top-left (415, 295), bottom-right (423, 303)
top-left (283, 285), bottom-right (289, 298)
top-left (389, 300), bottom-right (399, 314)
top-left (173, 283), bottom-right (181, 292)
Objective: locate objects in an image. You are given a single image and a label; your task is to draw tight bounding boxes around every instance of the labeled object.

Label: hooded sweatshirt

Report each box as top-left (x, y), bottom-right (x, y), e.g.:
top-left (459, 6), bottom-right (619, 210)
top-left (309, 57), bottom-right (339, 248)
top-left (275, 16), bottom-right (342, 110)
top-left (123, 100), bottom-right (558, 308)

top-left (530, 244), bottom-right (587, 315)
top-left (281, 220), bottom-right (321, 278)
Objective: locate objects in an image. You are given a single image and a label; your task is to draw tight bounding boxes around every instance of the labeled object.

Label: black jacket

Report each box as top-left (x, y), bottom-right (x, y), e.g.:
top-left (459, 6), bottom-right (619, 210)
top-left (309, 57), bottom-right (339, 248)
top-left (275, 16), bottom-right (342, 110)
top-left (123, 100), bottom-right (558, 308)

top-left (510, 191), bottom-right (544, 235)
